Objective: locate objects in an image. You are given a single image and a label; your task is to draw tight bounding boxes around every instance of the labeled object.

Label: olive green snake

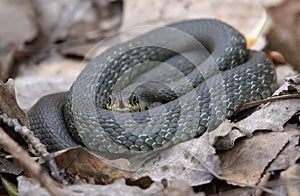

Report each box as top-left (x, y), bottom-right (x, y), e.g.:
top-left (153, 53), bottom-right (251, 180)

top-left (28, 19), bottom-right (277, 159)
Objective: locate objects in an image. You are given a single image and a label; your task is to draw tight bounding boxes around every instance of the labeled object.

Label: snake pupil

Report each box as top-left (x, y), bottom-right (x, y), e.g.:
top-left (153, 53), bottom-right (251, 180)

top-left (107, 95), bottom-right (113, 105)
top-left (130, 93), bottom-right (139, 104)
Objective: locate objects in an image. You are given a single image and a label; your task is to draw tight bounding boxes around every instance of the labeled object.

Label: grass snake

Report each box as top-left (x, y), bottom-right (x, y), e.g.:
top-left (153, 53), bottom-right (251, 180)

top-left (28, 19), bottom-right (277, 159)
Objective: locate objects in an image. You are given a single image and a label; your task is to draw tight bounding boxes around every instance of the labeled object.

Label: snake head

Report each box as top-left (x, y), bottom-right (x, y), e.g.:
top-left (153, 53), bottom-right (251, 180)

top-left (105, 93), bottom-right (141, 112)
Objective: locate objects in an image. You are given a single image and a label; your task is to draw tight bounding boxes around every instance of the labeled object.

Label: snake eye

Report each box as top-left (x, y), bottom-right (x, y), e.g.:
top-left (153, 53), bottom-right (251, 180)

top-left (130, 93), bottom-right (139, 104)
top-left (107, 95), bottom-right (113, 105)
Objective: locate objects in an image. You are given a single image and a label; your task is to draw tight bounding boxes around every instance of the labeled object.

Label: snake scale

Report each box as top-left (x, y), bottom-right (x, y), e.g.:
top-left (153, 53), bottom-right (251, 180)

top-left (28, 19), bottom-right (277, 159)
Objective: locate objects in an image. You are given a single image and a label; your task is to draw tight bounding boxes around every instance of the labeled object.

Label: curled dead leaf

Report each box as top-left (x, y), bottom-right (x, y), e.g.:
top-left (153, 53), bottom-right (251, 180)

top-left (0, 79), bottom-right (29, 127)
top-left (54, 147), bottom-right (131, 184)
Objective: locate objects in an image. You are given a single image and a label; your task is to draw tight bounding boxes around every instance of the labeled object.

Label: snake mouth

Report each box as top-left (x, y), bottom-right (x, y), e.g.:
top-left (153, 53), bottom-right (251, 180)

top-left (110, 107), bottom-right (135, 112)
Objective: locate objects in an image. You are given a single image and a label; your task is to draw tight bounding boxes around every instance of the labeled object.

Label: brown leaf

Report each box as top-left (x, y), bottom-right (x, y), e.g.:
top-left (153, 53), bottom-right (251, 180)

top-left (285, 74), bottom-right (300, 93)
top-left (0, 156), bottom-right (23, 175)
top-left (267, 124), bottom-right (300, 172)
top-left (54, 147), bottom-right (131, 184)
top-left (219, 131), bottom-right (288, 185)
top-left (208, 87), bottom-right (300, 185)
top-left (236, 99), bottom-right (300, 132)
top-left (0, 79), bottom-right (29, 127)
top-left (132, 132), bottom-right (219, 186)
top-left (210, 98), bottom-right (300, 151)
top-left (274, 74), bottom-right (300, 96)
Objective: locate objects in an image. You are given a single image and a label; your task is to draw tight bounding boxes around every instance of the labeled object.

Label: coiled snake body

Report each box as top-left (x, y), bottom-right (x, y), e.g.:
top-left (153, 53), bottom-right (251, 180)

top-left (28, 19), bottom-right (277, 159)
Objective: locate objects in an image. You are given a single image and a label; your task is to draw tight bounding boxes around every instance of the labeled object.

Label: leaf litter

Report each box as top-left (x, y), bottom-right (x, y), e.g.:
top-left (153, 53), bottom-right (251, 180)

top-left (0, 0), bottom-right (299, 195)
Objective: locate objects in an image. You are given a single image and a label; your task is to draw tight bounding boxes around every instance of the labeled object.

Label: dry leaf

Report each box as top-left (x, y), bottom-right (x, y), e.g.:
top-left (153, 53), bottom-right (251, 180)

top-left (219, 131), bottom-right (288, 185)
top-left (267, 124), bottom-right (300, 172)
top-left (0, 157), bottom-right (23, 175)
top-left (54, 147), bottom-right (131, 184)
top-left (0, 79), bottom-right (29, 127)
top-left (208, 82), bottom-right (300, 185)
top-left (132, 132), bottom-right (219, 186)
top-left (210, 98), bottom-right (300, 151)
top-left (210, 98), bottom-right (300, 186)
top-left (285, 74), bottom-right (300, 93)
top-left (274, 74), bottom-right (300, 96)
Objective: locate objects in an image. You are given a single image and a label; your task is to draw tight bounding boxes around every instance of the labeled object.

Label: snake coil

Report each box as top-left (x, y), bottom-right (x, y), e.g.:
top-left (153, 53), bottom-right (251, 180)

top-left (28, 19), bottom-right (277, 159)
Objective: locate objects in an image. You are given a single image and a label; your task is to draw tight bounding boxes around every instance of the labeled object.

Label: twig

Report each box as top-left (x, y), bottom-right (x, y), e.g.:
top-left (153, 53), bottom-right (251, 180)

top-left (0, 113), bottom-right (66, 184)
top-left (0, 127), bottom-right (64, 195)
top-left (238, 94), bottom-right (300, 112)
top-left (256, 172), bottom-right (271, 196)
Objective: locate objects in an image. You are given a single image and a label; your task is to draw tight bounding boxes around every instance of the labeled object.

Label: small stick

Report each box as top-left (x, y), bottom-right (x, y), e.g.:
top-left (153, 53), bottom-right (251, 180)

top-left (238, 94), bottom-right (300, 112)
top-left (0, 127), bottom-right (64, 195)
top-left (0, 113), bottom-right (66, 184)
